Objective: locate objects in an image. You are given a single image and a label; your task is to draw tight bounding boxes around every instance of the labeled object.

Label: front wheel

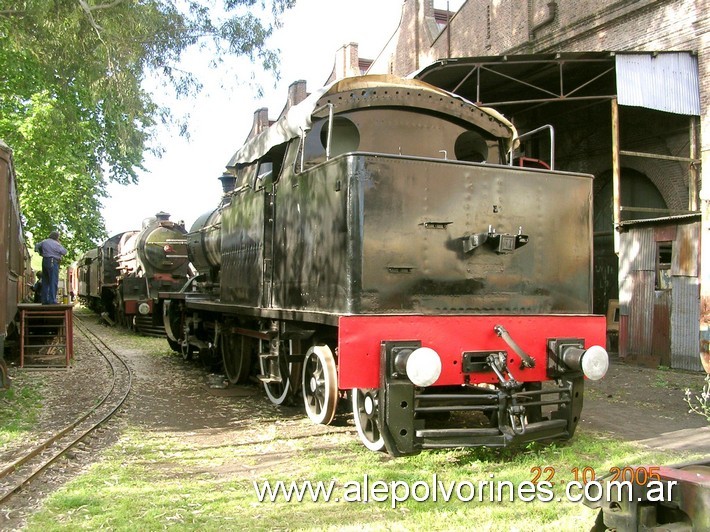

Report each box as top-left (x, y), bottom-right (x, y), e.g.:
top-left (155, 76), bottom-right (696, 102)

top-left (162, 300), bottom-right (183, 347)
top-left (222, 333), bottom-right (252, 384)
top-left (302, 345), bottom-right (338, 425)
top-left (352, 388), bottom-right (385, 452)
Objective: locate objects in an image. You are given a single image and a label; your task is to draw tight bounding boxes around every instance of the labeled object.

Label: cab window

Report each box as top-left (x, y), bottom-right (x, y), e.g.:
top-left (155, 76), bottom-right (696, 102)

top-left (254, 144), bottom-right (288, 189)
top-left (298, 115), bottom-right (361, 171)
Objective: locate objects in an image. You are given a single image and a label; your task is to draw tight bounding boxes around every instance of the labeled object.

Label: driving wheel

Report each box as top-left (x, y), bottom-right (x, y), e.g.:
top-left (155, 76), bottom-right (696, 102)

top-left (260, 346), bottom-right (292, 405)
top-left (302, 345), bottom-right (338, 425)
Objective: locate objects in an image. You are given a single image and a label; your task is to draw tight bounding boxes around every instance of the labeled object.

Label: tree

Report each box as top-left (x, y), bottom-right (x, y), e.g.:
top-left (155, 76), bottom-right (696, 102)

top-left (0, 0), bottom-right (295, 257)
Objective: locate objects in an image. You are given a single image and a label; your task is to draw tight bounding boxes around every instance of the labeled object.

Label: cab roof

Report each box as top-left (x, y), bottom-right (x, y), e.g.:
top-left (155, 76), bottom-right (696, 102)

top-left (226, 75), bottom-right (517, 168)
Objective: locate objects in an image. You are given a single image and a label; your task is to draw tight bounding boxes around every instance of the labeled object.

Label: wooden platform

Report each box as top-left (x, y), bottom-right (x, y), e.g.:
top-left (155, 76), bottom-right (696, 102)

top-left (18, 303), bottom-right (74, 368)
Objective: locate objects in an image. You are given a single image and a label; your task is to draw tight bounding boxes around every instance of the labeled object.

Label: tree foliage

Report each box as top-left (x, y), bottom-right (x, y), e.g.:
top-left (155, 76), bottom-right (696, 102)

top-left (0, 0), bottom-right (295, 257)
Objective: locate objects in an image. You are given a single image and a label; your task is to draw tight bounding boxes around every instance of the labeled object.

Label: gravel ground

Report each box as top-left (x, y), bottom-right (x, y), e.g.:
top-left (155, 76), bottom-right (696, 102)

top-left (581, 354), bottom-right (710, 453)
top-left (1, 322), bottom-right (113, 466)
top-left (1, 308), bottom-right (708, 528)
top-left (1, 310), bottom-right (353, 529)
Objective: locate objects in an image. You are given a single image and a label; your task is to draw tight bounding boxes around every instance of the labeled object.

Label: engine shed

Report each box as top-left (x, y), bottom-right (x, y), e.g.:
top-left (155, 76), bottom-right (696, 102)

top-left (410, 51), bottom-right (703, 371)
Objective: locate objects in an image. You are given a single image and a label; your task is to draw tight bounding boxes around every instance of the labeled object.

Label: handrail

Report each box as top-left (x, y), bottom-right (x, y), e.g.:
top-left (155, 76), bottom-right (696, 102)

top-left (315, 102), bottom-right (334, 160)
top-left (296, 103), bottom-right (334, 173)
top-left (512, 124), bottom-right (555, 170)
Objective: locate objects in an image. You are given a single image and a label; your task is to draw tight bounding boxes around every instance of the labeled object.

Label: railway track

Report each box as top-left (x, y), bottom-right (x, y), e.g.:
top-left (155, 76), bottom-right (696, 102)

top-left (0, 314), bottom-right (132, 505)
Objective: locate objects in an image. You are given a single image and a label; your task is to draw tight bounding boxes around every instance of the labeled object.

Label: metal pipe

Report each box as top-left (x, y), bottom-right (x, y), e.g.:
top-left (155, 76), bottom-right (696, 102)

top-left (446, 1), bottom-right (451, 58)
top-left (494, 324), bottom-right (536, 368)
top-left (512, 124), bottom-right (556, 170)
top-left (619, 149), bottom-right (700, 164)
top-left (611, 98), bottom-right (621, 254)
top-left (299, 127), bottom-right (305, 172)
top-left (530, 1), bottom-right (558, 38)
top-left (311, 103), bottom-right (335, 161)
top-left (690, 116), bottom-right (699, 211)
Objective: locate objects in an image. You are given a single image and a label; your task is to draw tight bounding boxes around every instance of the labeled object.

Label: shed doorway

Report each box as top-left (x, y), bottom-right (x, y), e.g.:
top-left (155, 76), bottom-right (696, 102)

top-left (593, 168), bottom-right (667, 316)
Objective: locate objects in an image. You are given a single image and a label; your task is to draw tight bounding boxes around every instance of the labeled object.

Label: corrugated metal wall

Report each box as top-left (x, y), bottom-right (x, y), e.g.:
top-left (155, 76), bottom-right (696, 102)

top-left (628, 270), bottom-right (654, 358)
top-left (672, 276), bottom-right (701, 371)
top-left (672, 223), bottom-right (701, 371)
top-left (673, 223), bottom-right (699, 276)
top-left (618, 219), bottom-right (702, 371)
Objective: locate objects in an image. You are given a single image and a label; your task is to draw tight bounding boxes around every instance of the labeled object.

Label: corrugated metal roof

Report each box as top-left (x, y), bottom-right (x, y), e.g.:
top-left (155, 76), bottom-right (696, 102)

top-left (618, 213), bottom-right (701, 229)
top-left (616, 53), bottom-right (700, 115)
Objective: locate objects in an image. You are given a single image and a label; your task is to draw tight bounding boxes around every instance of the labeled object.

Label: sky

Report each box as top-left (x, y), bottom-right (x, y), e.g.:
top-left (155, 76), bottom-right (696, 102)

top-left (101, 1), bottom-right (411, 237)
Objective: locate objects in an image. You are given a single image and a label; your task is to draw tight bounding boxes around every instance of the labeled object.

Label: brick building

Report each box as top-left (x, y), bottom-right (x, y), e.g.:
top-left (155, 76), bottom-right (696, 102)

top-left (324, 0), bottom-right (707, 369)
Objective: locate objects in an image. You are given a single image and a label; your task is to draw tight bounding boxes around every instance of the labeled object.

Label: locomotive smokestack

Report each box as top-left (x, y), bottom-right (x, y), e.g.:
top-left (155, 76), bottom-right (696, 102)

top-left (219, 173), bottom-right (237, 194)
top-left (155, 211), bottom-right (170, 222)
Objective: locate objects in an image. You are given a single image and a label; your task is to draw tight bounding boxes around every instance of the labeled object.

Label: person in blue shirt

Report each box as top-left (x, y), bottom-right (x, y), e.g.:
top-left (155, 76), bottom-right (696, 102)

top-left (35, 231), bottom-right (67, 305)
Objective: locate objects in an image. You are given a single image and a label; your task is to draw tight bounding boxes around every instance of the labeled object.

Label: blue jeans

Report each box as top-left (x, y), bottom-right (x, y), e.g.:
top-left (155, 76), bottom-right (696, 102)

top-left (41, 257), bottom-right (60, 304)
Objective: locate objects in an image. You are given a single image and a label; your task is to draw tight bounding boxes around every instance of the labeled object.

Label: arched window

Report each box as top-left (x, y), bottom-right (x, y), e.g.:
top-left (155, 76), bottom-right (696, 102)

top-left (320, 116), bottom-right (360, 157)
top-left (454, 130), bottom-right (489, 162)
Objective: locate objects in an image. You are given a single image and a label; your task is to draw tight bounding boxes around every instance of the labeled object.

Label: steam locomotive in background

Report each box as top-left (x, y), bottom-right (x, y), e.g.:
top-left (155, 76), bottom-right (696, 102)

top-left (161, 74), bottom-right (609, 455)
top-left (76, 212), bottom-right (190, 336)
top-left (1, 140), bottom-right (33, 388)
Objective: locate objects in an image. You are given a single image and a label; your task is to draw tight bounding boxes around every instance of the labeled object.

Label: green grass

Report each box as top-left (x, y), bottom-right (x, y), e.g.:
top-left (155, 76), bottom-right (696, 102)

top-left (0, 378), bottom-right (44, 448)
top-left (653, 374), bottom-right (670, 389)
top-left (25, 425), bottom-right (701, 531)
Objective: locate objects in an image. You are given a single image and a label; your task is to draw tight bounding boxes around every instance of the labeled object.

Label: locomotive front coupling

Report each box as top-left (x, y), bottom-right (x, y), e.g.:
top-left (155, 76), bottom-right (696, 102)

top-left (376, 332), bottom-right (608, 457)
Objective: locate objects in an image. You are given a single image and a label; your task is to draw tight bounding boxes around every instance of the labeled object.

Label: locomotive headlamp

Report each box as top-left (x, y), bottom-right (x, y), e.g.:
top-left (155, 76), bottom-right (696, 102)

top-left (394, 346), bottom-right (442, 387)
top-left (138, 302), bottom-right (151, 315)
top-left (561, 344), bottom-right (609, 381)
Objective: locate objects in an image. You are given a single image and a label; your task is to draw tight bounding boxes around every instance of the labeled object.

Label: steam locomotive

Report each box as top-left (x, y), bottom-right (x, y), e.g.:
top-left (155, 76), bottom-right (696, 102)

top-left (162, 74), bottom-right (609, 455)
top-left (1, 140), bottom-right (33, 388)
top-left (77, 212), bottom-right (190, 336)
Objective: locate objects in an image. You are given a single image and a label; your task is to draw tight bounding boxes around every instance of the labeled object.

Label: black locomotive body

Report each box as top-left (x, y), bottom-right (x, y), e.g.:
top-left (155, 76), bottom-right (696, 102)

top-left (78, 212), bottom-right (189, 336)
top-left (1, 140), bottom-right (32, 388)
top-left (77, 231), bottom-right (127, 314)
top-left (164, 75), bottom-right (609, 455)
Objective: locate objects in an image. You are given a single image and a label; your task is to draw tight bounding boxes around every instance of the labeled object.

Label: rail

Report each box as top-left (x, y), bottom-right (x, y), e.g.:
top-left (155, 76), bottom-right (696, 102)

top-left (0, 313), bottom-right (132, 505)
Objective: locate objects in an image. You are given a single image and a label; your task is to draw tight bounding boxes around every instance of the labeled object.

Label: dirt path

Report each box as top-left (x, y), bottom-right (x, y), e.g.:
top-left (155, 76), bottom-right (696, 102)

top-left (582, 356), bottom-right (709, 454)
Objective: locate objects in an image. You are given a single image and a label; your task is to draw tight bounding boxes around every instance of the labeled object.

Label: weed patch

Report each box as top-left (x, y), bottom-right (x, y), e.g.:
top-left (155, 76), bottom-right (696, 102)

top-left (0, 378), bottom-right (43, 448)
